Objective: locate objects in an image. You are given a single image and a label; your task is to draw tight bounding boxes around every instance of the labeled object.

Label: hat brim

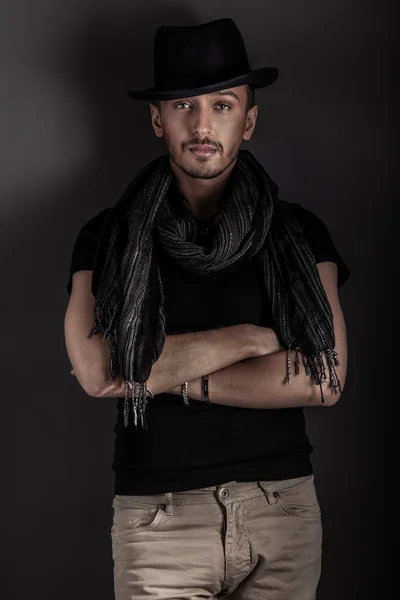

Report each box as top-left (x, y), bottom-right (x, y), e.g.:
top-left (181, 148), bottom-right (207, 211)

top-left (127, 67), bottom-right (279, 101)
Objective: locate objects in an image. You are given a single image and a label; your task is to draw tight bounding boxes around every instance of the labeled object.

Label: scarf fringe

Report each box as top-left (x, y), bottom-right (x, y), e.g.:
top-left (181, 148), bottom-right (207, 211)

top-left (286, 345), bottom-right (342, 403)
top-left (124, 382), bottom-right (148, 429)
top-left (88, 306), bottom-right (150, 429)
top-left (88, 305), bottom-right (120, 379)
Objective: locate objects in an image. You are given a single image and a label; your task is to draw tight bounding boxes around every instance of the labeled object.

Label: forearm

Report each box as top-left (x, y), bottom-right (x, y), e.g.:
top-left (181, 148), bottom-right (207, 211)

top-left (168, 348), bottom-right (341, 408)
top-left (97, 324), bottom-right (261, 398)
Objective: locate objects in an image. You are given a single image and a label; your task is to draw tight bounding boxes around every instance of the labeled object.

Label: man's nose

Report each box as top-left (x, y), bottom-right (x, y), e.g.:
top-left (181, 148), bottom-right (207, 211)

top-left (191, 106), bottom-right (213, 138)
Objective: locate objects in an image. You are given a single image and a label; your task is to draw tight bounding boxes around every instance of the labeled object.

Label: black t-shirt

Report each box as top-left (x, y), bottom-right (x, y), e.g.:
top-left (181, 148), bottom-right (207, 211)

top-left (66, 197), bottom-right (350, 495)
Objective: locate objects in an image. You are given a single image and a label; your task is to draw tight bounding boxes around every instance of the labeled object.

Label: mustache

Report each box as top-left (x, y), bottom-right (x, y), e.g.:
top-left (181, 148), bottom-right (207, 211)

top-left (184, 138), bottom-right (221, 151)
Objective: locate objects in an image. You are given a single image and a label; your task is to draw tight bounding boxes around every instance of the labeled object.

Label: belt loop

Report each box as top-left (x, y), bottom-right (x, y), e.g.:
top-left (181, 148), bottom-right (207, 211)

top-left (259, 482), bottom-right (279, 505)
top-left (164, 492), bottom-right (174, 515)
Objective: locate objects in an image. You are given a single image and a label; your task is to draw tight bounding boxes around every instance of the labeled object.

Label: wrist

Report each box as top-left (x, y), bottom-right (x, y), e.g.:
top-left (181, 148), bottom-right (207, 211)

top-left (241, 324), bottom-right (260, 358)
top-left (165, 378), bottom-right (202, 401)
top-left (189, 377), bottom-right (202, 401)
top-left (179, 378), bottom-right (202, 402)
top-left (247, 324), bottom-right (283, 358)
top-left (267, 327), bottom-right (284, 354)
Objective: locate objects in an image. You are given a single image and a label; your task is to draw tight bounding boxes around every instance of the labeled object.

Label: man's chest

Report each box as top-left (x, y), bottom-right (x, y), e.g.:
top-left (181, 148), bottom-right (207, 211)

top-left (158, 252), bottom-right (272, 334)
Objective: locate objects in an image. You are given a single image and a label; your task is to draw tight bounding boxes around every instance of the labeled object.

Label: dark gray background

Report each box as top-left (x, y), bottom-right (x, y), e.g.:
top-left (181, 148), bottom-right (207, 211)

top-left (2, 1), bottom-right (396, 598)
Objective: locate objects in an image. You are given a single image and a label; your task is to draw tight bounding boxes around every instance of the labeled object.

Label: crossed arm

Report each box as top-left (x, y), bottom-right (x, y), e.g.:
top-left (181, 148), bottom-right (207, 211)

top-left (166, 261), bottom-right (347, 408)
top-left (66, 262), bottom-right (347, 409)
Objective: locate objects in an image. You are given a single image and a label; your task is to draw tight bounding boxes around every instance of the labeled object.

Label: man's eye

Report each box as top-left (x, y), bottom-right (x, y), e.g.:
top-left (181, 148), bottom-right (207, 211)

top-left (174, 103), bottom-right (231, 110)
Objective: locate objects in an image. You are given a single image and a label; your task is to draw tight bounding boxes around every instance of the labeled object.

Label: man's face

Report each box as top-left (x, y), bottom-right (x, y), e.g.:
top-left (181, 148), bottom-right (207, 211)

top-left (150, 85), bottom-right (258, 180)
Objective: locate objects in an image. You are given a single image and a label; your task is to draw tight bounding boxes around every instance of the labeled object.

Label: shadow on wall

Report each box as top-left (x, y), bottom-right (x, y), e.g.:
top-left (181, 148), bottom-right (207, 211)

top-left (4, 4), bottom-right (205, 600)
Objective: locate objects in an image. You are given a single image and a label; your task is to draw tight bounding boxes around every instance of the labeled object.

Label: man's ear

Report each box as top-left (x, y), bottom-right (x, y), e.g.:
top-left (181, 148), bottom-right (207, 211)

top-left (150, 104), bottom-right (164, 138)
top-left (243, 104), bottom-right (258, 141)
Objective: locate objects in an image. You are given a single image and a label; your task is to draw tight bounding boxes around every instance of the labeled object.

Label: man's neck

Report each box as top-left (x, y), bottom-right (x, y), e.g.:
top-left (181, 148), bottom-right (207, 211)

top-left (169, 158), bottom-right (235, 221)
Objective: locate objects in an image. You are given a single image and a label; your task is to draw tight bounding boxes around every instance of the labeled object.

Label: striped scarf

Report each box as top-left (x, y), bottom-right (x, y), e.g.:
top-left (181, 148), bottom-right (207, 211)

top-left (89, 149), bottom-right (341, 429)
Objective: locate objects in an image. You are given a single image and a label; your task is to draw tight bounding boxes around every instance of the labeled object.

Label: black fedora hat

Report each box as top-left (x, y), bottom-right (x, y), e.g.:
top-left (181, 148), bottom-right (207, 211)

top-left (128, 18), bottom-right (279, 101)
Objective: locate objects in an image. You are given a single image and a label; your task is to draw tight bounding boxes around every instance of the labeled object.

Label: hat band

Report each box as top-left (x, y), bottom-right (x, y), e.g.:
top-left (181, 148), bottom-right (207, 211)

top-left (155, 70), bottom-right (251, 92)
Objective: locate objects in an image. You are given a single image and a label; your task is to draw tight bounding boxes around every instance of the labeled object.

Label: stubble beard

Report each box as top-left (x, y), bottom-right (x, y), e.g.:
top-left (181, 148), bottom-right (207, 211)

top-left (167, 141), bottom-right (240, 180)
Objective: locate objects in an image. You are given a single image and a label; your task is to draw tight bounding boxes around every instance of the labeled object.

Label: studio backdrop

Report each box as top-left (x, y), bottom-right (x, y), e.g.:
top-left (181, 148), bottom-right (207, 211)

top-left (2, 1), bottom-right (395, 599)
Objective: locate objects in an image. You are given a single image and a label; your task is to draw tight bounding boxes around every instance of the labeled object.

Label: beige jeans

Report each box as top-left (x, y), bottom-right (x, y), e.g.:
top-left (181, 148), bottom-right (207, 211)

top-left (111, 474), bottom-right (322, 599)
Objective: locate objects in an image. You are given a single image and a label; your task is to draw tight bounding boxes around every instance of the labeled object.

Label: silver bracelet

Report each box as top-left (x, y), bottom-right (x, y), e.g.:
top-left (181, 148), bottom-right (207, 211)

top-left (182, 382), bottom-right (189, 404)
top-left (146, 385), bottom-right (154, 399)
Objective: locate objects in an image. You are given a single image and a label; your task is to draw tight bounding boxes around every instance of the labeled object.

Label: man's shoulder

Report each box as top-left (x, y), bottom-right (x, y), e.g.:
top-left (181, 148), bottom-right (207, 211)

top-left (79, 207), bottom-right (113, 241)
top-left (85, 206), bottom-right (113, 228)
top-left (279, 200), bottom-right (350, 287)
top-left (280, 200), bottom-right (317, 227)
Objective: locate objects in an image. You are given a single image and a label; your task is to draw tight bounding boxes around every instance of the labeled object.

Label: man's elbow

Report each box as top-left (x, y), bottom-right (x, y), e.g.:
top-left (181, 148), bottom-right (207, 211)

top-left (89, 377), bottom-right (125, 398)
top-left (307, 356), bottom-right (347, 407)
top-left (74, 369), bottom-right (110, 398)
top-left (322, 390), bottom-right (342, 406)
top-left (81, 378), bottom-right (105, 398)
top-left (86, 384), bottom-right (104, 398)
top-left (79, 368), bottom-right (126, 397)
top-left (309, 381), bottom-right (345, 407)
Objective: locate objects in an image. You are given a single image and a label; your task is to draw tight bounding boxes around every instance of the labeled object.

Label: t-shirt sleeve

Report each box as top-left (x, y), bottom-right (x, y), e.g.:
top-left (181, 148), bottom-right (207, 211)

top-left (65, 208), bottom-right (112, 296)
top-left (286, 202), bottom-right (350, 288)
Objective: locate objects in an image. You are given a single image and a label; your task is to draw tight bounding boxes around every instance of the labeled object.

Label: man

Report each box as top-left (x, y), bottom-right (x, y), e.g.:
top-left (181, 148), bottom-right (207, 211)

top-left (65, 18), bottom-right (349, 600)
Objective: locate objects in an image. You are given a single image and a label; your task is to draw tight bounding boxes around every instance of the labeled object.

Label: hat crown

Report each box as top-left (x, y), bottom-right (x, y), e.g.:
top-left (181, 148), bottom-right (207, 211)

top-left (153, 18), bottom-right (250, 90)
top-left (127, 17), bottom-right (279, 100)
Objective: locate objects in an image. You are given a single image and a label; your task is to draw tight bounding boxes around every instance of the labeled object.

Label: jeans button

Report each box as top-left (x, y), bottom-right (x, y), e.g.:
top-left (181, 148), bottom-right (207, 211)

top-left (219, 488), bottom-right (230, 500)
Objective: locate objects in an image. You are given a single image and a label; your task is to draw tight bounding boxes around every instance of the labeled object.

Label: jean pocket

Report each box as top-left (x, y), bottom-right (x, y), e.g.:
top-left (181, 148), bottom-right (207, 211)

top-left (111, 498), bottom-right (166, 540)
top-left (266, 475), bottom-right (321, 521)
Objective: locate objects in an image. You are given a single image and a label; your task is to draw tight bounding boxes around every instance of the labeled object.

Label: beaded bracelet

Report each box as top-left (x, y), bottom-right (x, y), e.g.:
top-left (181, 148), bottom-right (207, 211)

top-left (182, 382), bottom-right (189, 404)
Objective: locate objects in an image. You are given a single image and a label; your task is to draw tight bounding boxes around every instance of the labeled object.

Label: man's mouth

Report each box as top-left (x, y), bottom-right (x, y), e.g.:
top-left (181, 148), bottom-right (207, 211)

top-left (189, 145), bottom-right (217, 156)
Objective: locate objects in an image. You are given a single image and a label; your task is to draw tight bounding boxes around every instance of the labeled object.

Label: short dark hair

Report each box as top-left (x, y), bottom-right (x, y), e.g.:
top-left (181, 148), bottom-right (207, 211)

top-left (151, 85), bottom-right (256, 113)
